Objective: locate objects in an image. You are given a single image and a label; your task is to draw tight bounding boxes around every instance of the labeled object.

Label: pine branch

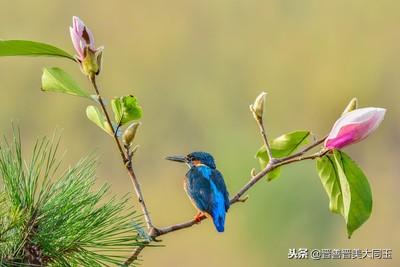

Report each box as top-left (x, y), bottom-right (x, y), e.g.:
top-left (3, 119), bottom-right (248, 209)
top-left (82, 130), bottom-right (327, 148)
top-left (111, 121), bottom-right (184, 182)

top-left (0, 130), bottom-right (146, 266)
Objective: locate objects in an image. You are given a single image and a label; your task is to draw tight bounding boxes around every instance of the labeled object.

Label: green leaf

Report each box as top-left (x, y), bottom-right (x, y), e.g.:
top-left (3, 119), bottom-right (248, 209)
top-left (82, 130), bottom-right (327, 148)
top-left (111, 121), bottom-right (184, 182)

top-left (316, 150), bottom-right (372, 238)
top-left (111, 95), bottom-right (142, 125)
top-left (266, 167), bottom-right (281, 181)
top-left (316, 154), bottom-right (344, 214)
top-left (0, 40), bottom-right (75, 60)
top-left (270, 131), bottom-right (311, 157)
top-left (86, 106), bottom-right (114, 136)
top-left (256, 131), bottom-right (310, 180)
top-left (41, 67), bottom-right (91, 99)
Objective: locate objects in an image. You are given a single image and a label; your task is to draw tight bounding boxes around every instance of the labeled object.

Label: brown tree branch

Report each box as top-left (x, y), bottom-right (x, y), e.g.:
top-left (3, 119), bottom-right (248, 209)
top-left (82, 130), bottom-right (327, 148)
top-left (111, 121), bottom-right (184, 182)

top-left (122, 243), bottom-right (147, 266)
top-left (89, 77), bottom-right (154, 231)
top-left (275, 135), bottom-right (327, 163)
top-left (90, 77), bottom-right (158, 266)
top-left (122, 96), bottom-right (328, 264)
top-left (153, 140), bottom-right (327, 237)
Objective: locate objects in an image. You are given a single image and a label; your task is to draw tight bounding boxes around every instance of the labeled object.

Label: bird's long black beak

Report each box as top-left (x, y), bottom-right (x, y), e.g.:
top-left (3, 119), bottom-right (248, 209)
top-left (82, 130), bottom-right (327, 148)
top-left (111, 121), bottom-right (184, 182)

top-left (165, 155), bottom-right (187, 163)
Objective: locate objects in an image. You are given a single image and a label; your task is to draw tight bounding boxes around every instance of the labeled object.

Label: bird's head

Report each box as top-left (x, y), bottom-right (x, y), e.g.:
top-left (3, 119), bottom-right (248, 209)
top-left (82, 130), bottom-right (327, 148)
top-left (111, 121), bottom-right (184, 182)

top-left (166, 151), bottom-right (216, 169)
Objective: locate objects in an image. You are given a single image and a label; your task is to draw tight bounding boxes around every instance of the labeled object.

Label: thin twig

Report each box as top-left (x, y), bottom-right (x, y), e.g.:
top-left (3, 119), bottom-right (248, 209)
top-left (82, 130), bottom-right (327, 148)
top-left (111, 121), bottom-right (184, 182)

top-left (273, 148), bottom-right (329, 168)
top-left (90, 77), bottom-right (155, 264)
top-left (275, 135), bottom-right (327, 163)
top-left (257, 118), bottom-right (274, 162)
top-left (122, 244), bottom-right (147, 266)
top-left (89, 77), bottom-right (154, 234)
top-left (125, 147), bottom-right (154, 230)
top-left (89, 77), bottom-right (126, 162)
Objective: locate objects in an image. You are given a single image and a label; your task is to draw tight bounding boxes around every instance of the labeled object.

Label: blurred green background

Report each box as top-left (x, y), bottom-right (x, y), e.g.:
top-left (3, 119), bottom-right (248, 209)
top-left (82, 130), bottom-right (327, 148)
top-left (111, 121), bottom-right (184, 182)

top-left (0, 0), bottom-right (399, 266)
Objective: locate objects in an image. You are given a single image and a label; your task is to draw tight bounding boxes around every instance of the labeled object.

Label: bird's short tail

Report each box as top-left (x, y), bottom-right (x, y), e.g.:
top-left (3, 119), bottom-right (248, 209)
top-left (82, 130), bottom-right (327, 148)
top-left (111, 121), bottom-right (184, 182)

top-left (212, 213), bottom-right (225, 233)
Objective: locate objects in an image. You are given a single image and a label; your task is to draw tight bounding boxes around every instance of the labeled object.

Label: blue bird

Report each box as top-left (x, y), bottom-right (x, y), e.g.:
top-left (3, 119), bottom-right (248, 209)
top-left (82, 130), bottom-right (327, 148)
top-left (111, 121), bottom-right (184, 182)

top-left (166, 151), bottom-right (230, 232)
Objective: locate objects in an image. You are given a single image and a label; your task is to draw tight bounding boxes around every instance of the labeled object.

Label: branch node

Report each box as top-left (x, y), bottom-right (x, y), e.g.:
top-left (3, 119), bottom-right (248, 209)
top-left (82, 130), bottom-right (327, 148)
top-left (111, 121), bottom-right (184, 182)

top-left (269, 158), bottom-right (278, 165)
top-left (131, 145), bottom-right (140, 156)
top-left (148, 227), bottom-right (162, 242)
top-left (124, 159), bottom-right (131, 168)
top-left (237, 195), bottom-right (249, 203)
top-left (152, 236), bottom-right (162, 242)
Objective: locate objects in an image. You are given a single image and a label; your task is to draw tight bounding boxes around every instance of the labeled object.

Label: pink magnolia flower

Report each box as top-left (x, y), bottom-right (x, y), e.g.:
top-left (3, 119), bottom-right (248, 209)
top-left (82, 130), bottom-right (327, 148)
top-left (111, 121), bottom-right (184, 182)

top-left (324, 107), bottom-right (386, 150)
top-left (69, 16), bottom-right (96, 61)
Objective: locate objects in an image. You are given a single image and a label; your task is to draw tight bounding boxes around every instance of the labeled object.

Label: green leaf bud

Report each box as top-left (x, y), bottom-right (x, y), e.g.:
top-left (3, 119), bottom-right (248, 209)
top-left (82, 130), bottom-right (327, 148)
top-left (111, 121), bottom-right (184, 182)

top-left (250, 92), bottom-right (267, 121)
top-left (122, 122), bottom-right (141, 147)
top-left (342, 97), bottom-right (358, 115)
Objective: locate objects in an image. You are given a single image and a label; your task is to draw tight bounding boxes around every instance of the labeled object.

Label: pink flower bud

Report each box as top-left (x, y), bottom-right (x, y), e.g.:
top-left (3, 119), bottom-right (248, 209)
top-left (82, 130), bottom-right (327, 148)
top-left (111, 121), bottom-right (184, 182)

top-left (69, 16), bottom-right (96, 61)
top-left (324, 107), bottom-right (386, 150)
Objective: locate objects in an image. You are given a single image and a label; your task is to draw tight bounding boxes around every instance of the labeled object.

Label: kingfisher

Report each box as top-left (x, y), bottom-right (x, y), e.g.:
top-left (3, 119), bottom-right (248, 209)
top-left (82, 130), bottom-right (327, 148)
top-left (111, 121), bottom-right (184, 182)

top-left (166, 151), bottom-right (230, 232)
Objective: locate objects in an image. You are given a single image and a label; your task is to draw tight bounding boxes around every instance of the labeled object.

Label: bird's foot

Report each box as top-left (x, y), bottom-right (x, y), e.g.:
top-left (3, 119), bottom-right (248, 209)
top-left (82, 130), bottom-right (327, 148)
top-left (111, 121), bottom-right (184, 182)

top-left (194, 212), bottom-right (204, 223)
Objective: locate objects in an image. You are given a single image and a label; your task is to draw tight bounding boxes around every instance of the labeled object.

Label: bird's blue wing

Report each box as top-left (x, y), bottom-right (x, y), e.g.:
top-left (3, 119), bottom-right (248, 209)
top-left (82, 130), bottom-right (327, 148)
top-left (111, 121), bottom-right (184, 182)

top-left (210, 169), bottom-right (230, 211)
top-left (186, 168), bottom-right (213, 213)
top-left (186, 166), bottom-right (229, 232)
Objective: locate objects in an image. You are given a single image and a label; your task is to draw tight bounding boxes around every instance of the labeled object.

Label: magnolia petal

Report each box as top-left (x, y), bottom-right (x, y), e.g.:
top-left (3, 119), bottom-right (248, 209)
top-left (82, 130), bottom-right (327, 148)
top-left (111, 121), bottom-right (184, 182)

top-left (72, 16), bottom-right (85, 36)
top-left (326, 123), bottom-right (366, 149)
top-left (325, 107), bottom-right (386, 149)
top-left (69, 27), bottom-right (84, 60)
top-left (85, 26), bottom-right (96, 50)
top-left (70, 16), bottom-right (99, 61)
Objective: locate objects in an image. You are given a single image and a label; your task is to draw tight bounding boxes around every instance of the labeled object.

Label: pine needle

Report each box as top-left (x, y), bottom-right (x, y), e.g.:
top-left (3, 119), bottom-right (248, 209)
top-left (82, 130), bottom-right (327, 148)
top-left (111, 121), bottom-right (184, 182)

top-left (0, 129), bottom-right (146, 266)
